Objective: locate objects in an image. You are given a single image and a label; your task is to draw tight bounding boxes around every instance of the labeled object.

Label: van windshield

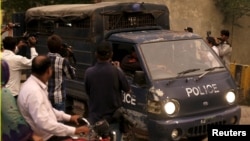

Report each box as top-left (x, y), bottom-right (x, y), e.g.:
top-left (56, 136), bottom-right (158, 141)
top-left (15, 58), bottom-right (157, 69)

top-left (140, 39), bottom-right (225, 80)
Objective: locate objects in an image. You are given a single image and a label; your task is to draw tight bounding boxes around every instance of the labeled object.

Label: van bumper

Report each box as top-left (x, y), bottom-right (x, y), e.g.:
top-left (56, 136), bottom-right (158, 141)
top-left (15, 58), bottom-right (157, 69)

top-left (147, 106), bottom-right (241, 141)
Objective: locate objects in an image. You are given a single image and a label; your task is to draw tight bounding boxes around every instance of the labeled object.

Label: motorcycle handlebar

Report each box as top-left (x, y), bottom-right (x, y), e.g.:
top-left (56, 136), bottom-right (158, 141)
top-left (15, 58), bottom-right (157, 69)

top-left (75, 107), bottom-right (136, 141)
top-left (77, 117), bottom-right (110, 139)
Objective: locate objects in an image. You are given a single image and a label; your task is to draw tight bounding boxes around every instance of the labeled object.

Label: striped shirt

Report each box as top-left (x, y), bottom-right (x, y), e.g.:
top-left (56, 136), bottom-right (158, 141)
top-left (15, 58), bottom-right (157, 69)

top-left (47, 52), bottom-right (75, 104)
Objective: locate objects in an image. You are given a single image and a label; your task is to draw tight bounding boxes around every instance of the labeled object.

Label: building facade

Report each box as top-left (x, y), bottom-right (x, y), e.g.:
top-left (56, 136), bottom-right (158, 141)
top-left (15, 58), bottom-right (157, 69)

top-left (104, 0), bottom-right (250, 65)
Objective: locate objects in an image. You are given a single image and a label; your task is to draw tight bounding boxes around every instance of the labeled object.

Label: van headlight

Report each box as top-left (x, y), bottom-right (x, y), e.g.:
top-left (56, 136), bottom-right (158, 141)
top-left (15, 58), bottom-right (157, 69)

top-left (163, 99), bottom-right (180, 116)
top-left (225, 91), bottom-right (236, 104)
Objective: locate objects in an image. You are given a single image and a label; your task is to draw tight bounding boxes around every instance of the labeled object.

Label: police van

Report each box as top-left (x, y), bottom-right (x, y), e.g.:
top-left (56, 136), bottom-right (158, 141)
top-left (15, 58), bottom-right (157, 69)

top-left (14, 2), bottom-right (241, 141)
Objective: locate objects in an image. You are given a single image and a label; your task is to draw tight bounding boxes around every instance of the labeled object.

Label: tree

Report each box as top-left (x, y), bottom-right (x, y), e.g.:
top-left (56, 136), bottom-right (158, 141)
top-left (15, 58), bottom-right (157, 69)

top-left (214, 0), bottom-right (250, 24)
top-left (2, 0), bottom-right (93, 22)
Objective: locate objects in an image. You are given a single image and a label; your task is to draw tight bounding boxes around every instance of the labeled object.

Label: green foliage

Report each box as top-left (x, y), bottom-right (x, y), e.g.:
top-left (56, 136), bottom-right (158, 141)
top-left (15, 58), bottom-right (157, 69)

top-left (2, 0), bottom-right (93, 22)
top-left (214, 0), bottom-right (250, 23)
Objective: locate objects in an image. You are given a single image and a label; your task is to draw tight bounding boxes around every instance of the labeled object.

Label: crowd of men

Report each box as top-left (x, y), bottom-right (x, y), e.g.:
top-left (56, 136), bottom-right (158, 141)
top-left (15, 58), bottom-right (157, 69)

top-left (1, 23), bottom-right (90, 141)
top-left (184, 26), bottom-right (232, 69)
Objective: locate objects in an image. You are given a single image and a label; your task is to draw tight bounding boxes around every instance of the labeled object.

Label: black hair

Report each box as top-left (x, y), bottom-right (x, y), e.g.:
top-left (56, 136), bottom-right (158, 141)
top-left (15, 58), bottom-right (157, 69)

top-left (32, 55), bottom-right (51, 75)
top-left (47, 34), bottom-right (62, 53)
top-left (184, 27), bottom-right (193, 33)
top-left (2, 36), bottom-right (17, 51)
top-left (221, 29), bottom-right (230, 37)
top-left (96, 41), bottom-right (113, 61)
top-left (206, 36), bottom-right (218, 46)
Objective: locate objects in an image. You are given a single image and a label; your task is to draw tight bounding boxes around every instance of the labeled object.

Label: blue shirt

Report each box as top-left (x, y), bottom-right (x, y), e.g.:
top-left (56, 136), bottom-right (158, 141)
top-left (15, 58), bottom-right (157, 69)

top-left (84, 61), bottom-right (130, 124)
top-left (47, 52), bottom-right (75, 104)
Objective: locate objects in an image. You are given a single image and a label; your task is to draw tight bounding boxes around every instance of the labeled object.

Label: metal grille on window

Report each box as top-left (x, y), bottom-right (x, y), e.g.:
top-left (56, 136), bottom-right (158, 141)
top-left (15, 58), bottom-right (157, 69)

top-left (106, 14), bottom-right (156, 30)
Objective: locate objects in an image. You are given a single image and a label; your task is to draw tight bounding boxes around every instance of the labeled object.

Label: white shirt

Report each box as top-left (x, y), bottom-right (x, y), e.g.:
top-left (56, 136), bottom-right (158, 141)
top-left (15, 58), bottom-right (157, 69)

top-left (218, 42), bottom-right (232, 69)
top-left (17, 75), bottom-right (75, 140)
top-left (1, 48), bottom-right (38, 96)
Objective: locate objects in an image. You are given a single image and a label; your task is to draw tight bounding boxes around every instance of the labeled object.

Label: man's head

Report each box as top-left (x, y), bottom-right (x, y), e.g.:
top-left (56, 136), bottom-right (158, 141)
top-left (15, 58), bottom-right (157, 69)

top-left (206, 36), bottom-right (218, 46)
top-left (130, 48), bottom-right (138, 59)
top-left (220, 29), bottom-right (230, 41)
top-left (1, 59), bottom-right (10, 87)
top-left (2, 36), bottom-right (17, 51)
top-left (184, 27), bottom-right (193, 33)
top-left (47, 34), bottom-right (63, 53)
top-left (32, 55), bottom-right (52, 82)
top-left (221, 29), bottom-right (230, 37)
top-left (95, 42), bottom-right (113, 61)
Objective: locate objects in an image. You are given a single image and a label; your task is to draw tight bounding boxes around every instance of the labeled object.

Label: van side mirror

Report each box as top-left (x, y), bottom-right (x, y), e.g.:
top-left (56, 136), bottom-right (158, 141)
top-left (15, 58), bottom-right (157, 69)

top-left (133, 71), bottom-right (146, 85)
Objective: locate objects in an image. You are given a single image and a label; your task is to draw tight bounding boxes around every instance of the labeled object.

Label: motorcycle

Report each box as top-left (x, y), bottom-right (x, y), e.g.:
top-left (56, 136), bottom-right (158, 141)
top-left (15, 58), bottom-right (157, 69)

top-left (63, 107), bottom-right (136, 141)
top-left (63, 118), bottom-right (113, 141)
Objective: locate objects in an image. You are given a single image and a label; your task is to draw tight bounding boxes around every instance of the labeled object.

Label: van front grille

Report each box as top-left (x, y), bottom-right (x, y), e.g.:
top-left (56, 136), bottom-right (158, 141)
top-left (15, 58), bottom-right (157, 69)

top-left (187, 120), bottom-right (226, 136)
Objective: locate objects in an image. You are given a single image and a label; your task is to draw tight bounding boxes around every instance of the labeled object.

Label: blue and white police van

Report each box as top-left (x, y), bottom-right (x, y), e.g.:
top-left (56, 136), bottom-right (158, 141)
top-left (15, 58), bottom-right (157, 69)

top-left (14, 2), bottom-right (241, 141)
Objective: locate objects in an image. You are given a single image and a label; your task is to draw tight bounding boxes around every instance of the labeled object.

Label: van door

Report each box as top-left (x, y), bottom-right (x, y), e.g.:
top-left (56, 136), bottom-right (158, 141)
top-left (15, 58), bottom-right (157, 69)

top-left (112, 42), bottom-right (149, 129)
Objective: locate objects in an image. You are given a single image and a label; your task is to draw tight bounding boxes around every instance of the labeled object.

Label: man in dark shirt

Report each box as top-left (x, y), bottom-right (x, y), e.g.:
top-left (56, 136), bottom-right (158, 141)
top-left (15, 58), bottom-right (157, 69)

top-left (84, 42), bottom-right (130, 141)
top-left (121, 48), bottom-right (142, 75)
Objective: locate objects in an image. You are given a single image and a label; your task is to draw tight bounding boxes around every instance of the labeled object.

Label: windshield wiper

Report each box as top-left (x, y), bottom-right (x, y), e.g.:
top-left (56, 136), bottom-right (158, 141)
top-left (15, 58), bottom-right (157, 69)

top-left (177, 68), bottom-right (201, 76)
top-left (196, 66), bottom-right (224, 81)
top-left (166, 68), bottom-right (200, 85)
top-left (204, 66), bottom-right (224, 71)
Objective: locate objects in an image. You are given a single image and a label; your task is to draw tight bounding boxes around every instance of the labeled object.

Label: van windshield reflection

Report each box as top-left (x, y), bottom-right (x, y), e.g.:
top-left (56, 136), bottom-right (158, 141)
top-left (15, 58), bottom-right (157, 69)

top-left (140, 39), bottom-right (225, 80)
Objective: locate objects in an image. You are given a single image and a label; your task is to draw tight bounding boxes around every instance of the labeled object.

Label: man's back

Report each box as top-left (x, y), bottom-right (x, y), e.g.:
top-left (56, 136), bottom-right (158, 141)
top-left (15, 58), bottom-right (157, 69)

top-left (20, 75), bottom-right (76, 139)
top-left (47, 53), bottom-right (75, 104)
top-left (85, 62), bottom-right (130, 123)
top-left (84, 42), bottom-right (130, 124)
top-left (46, 34), bottom-right (76, 111)
top-left (2, 50), bottom-right (30, 96)
top-left (18, 75), bottom-right (57, 140)
top-left (2, 36), bottom-right (38, 96)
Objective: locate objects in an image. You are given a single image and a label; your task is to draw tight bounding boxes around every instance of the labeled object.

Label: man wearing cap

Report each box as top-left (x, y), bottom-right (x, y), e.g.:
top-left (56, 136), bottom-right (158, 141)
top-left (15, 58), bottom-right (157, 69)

top-left (84, 42), bottom-right (130, 141)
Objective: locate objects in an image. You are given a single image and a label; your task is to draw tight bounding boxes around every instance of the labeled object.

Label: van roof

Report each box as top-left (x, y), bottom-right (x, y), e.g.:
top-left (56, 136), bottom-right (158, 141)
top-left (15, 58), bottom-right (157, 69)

top-left (25, 2), bottom-right (169, 22)
top-left (108, 30), bottom-right (201, 44)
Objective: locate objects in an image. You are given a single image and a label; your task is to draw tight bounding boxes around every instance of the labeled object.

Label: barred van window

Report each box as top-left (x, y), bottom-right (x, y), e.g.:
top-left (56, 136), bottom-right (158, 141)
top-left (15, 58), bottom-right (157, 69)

top-left (106, 13), bottom-right (156, 30)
